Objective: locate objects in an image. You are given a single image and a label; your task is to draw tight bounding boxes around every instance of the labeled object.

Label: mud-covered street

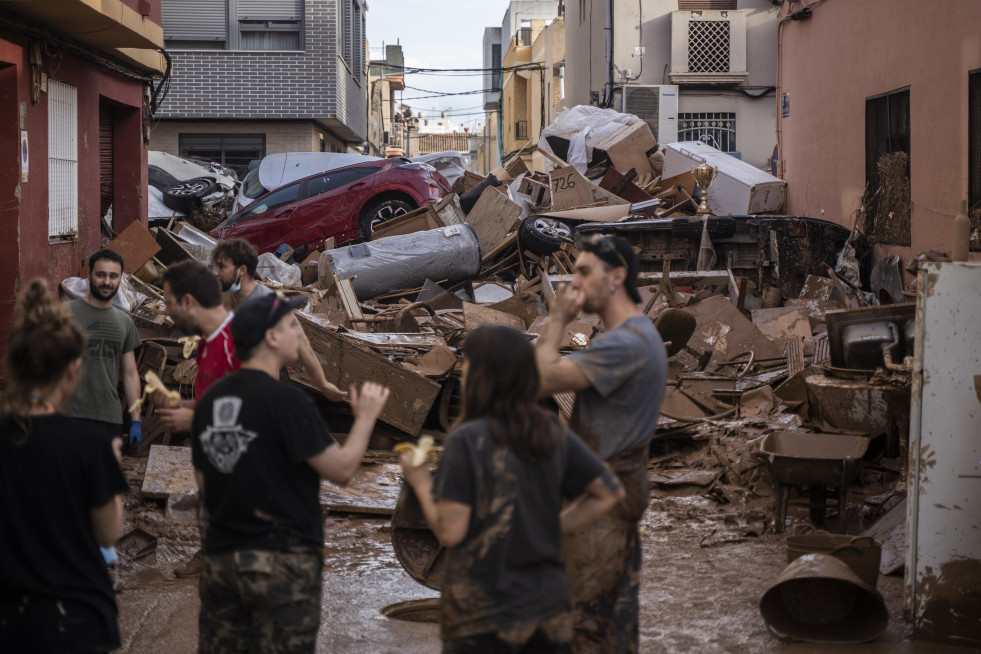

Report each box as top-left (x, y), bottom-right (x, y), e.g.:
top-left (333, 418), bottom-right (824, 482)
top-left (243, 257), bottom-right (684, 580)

top-left (111, 456), bottom-right (968, 654)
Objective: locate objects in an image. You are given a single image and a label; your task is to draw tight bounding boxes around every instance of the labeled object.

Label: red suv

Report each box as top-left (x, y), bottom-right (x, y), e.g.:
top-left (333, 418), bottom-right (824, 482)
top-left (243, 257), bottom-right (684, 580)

top-left (211, 159), bottom-right (450, 253)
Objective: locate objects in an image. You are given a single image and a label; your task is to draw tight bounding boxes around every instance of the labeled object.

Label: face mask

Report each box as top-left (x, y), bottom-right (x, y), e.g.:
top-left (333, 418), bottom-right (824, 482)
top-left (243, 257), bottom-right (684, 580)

top-left (229, 273), bottom-right (242, 295)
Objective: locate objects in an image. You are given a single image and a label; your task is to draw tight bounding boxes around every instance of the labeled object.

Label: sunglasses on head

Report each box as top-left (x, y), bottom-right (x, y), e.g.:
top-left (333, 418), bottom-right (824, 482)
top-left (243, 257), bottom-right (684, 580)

top-left (265, 290), bottom-right (291, 326)
top-left (582, 233), bottom-right (629, 270)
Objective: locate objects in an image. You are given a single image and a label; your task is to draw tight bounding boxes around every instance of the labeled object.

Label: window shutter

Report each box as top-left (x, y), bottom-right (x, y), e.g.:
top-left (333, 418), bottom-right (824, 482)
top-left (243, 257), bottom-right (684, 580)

top-left (48, 80), bottom-right (78, 239)
top-left (162, 0), bottom-right (227, 42)
top-left (238, 0), bottom-right (302, 20)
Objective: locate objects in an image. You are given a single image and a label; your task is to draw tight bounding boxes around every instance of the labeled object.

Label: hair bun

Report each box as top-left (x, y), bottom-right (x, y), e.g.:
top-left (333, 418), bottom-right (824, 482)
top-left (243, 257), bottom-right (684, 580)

top-left (15, 279), bottom-right (72, 330)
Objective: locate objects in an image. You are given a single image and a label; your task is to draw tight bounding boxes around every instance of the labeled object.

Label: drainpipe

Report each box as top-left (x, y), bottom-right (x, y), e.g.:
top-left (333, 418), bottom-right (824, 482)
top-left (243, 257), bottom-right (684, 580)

top-left (604, 0), bottom-right (615, 106)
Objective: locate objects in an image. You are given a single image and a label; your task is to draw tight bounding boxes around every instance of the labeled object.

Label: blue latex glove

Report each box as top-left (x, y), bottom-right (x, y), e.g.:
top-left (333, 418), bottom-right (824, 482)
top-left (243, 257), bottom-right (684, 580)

top-left (129, 419), bottom-right (142, 448)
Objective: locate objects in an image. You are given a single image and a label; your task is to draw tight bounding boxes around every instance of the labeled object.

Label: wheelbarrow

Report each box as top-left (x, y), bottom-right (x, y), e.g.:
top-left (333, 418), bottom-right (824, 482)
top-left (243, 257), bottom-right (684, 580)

top-left (757, 431), bottom-right (868, 533)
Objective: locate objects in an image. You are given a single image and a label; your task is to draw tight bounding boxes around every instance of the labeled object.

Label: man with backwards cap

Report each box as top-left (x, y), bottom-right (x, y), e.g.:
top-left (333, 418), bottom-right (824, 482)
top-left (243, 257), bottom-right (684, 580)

top-left (535, 234), bottom-right (668, 654)
top-left (191, 291), bottom-right (389, 652)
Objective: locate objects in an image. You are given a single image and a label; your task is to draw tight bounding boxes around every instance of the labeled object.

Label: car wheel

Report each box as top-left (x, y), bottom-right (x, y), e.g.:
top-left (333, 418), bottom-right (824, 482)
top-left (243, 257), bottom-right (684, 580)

top-left (519, 216), bottom-right (572, 255)
top-left (359, 198), bottom-right (415, 239)
top-left (148, 165), bottom-right (179, 191)
top-left (162, 177), bottom-right (219, 212)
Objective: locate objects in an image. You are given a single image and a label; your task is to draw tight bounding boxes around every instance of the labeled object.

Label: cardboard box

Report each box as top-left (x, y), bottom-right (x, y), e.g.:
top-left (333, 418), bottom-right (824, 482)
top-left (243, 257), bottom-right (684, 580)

top-left (592, 121), bottom-right (657, 177)
top-left (662, 141), bottom-right (786, 216)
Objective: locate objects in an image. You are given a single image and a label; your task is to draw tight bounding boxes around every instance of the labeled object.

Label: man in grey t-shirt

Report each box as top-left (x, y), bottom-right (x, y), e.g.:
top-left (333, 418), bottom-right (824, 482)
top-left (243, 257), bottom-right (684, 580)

top-left (63, 249), bottom-right (142, 450)
top-left (536, 234), bottom-right (667, 654)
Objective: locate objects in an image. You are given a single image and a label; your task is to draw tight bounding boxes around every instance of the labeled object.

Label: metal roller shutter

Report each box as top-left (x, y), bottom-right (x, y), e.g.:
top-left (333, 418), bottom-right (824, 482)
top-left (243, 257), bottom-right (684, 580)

top-left (237, 0), bottom-right (302, 20)
top-left (162, 0), bottom-right (227, 42)
top-left (99, 104), bottom-right (113, 222)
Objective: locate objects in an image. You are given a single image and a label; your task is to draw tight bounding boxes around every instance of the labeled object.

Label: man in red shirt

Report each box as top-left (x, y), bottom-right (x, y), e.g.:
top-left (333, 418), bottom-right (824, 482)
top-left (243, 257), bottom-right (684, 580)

top-left (158, 260), bottom-right (241, 432)
top-left (158, 261), bottom-right (242, 578)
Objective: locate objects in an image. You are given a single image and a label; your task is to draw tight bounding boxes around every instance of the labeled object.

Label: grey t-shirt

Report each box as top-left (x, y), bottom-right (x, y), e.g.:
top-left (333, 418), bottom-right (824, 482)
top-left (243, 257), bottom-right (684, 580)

top-left (230, 282), bottom-right (274, 309)
top-left (567, 315), bottom-right (667, 460)
top-left (63, 299), bottom-right (141, 425)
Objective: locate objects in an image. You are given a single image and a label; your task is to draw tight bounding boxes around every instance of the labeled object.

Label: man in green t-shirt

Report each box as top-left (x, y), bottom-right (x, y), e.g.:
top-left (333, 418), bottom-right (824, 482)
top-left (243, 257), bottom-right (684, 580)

top-left (63, 249), bottom-right (143, 450)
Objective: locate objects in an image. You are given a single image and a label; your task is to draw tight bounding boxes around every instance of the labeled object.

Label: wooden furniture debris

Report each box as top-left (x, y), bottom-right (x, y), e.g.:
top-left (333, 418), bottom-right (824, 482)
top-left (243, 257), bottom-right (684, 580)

top-left (466, 187), bottom-right (523, 252)
top-left (141, 445), bottom-right (197, 500)
top-left (290, 313), bottom-right (441, 436)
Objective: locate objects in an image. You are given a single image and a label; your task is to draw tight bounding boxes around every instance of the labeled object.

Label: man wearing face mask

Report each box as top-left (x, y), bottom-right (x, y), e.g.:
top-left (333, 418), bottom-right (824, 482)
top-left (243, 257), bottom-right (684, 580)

top-left (63, 249), bottom-right (143, 452)
top-left (211, 239), bottom-right (347, 403)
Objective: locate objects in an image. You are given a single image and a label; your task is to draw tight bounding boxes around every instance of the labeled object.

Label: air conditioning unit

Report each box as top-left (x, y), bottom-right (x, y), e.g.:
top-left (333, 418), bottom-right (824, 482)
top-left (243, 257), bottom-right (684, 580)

top-left (670, 10), bottom-right (748, 85)
top-left (610, 85), bottom-right (679, 147)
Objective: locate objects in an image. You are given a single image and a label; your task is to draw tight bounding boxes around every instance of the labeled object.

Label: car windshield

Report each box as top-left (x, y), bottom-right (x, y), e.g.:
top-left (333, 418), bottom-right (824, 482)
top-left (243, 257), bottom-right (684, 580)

top-left (241, 168), bottom-right (267, 200)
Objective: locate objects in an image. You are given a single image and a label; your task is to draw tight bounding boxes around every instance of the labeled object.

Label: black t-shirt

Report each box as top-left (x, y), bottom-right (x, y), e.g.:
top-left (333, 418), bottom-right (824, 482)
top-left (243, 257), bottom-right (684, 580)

top-left (433, 416), bottom-right (615, 640)
top-left (0, 414), bottom-right (129, 652)
top-left (192, 369), bottom-right (335, 553)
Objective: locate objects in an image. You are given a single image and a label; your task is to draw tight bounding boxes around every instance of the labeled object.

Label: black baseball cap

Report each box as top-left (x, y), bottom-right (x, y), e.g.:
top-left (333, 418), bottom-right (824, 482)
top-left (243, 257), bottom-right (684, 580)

top-left (230, 292), bottom-right (306, 355)
top-left (579, 234), bottom-right (643, 304)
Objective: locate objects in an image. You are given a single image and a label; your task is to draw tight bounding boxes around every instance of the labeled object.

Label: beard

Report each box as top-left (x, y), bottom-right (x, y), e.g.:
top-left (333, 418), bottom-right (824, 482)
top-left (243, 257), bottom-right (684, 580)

top-left (90, 277), bottom-right (120, 302)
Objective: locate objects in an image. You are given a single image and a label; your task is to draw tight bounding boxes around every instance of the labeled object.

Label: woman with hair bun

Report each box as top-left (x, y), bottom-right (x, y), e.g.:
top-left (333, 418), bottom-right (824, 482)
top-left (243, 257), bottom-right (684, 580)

top-left (0, 279), bottom-right (130, 653)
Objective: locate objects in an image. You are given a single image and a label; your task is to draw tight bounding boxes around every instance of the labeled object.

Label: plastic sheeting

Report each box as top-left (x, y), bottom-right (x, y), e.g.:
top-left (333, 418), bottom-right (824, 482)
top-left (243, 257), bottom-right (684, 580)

top-left (410, 151), bottom-right (469, 187)
top-left (60, 275), bottom-right (147, 313)
top-left (326, 225), bottom-right (481, 300)
top-left (538, 105), bottom-right (644, 174)
top-left (256, 252), bottom-right (302, 288)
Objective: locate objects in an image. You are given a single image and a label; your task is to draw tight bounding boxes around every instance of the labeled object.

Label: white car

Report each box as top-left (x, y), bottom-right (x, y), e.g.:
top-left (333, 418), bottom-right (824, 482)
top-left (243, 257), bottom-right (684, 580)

top-left (149, 151), bottom-right (238, 217)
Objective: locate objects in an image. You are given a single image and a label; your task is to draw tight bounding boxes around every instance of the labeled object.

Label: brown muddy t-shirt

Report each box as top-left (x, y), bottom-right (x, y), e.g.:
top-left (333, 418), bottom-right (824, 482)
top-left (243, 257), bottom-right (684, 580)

top-left (432, 416), bottom-right (616, 640)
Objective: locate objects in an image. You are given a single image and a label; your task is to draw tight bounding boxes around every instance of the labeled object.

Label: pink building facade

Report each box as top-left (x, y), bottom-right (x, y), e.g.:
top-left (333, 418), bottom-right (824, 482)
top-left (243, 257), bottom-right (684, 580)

top-left (776, 0), bottom-right (981, 279)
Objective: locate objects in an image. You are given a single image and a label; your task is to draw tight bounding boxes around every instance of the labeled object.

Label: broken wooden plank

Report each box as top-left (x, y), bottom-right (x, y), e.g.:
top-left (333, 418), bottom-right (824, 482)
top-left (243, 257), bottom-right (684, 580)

top-left (319, 461), bottom-right (403, 516)
top-left (548, 270), bottom-right (731, 287)
top-left (401, 345), bottom-right (459, 378)
top-left (101, 221), bottom-right (161, 274)
top-left (466, 187), bottom-right (523, 252)
top-left (291, 313), bottom-right (441, 436)
top-left (141, 445), bottom-right (197, 500)
top-left (462, 302), bottom-right (525, 331)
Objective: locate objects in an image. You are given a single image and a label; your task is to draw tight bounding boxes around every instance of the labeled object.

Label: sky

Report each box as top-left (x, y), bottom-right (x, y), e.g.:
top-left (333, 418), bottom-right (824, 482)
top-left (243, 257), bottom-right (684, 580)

top-left (365, 0), bottom-right (514, 132)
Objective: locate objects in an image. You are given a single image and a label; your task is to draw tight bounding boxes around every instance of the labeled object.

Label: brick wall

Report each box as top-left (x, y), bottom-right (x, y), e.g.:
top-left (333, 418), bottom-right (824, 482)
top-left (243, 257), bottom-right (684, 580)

top-left (157, 0), bottom-right (365, 141)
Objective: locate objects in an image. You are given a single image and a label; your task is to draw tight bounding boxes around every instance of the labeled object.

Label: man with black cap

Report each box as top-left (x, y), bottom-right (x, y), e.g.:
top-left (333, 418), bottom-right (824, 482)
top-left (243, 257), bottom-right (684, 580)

top-left (535, 233), bottom-right (667, 654)
top-left (191, 291), bottom-right (389, 653)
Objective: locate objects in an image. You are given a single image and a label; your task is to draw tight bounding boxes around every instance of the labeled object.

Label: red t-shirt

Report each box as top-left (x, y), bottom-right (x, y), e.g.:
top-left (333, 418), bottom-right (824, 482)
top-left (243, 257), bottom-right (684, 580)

top-left (194, 314), bottom-right (240, 401)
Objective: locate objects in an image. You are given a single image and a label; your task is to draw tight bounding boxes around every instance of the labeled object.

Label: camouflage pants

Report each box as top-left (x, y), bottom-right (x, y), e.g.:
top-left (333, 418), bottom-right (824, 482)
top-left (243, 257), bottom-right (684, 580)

top-left (443, 611), bottom-right (574, 654)
top-left (562, 449), bottom-right (649, 654)
top-left (198, 549), bottom-right (323, 654)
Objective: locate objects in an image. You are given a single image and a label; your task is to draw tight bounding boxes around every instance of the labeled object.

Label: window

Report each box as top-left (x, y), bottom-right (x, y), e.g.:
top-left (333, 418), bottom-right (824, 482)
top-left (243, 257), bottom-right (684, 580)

top-left (163, 0), bottom-right (303, 51)
top-left (865, 87), bottom-right (911, 245)
top-left (679, 112), bottom-right (736, 152)
top-left (491, 44), bottom-right (502, 91)
top-left (970, 69), bottom-right (981, 251)
top-left (179, 133), bottom-right (265, 178)
top-left (679, 1), bottom-right (736, 9)
top-left (303, 168), bottom-right (376, 199)
top-left (340, 0), bottom-right (365, 80)
top-left (48, 80), bottom-right (78, 241)
top-left (229, 182), bottom-right (301, 223)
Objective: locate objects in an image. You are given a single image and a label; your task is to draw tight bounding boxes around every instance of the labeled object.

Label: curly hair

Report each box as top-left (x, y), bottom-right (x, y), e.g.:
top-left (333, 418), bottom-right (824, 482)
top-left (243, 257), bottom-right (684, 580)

top-left (3, 279), bottom-right (86, 420)
top-left (212, 239), bottom-right (259, 277)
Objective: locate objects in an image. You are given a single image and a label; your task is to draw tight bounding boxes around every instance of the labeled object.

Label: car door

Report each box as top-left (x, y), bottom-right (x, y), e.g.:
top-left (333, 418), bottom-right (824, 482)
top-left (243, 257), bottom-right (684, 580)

top-left (292, 167), bottom-right (380, 247)
top-left (220, 182), bottom-right (303, 253)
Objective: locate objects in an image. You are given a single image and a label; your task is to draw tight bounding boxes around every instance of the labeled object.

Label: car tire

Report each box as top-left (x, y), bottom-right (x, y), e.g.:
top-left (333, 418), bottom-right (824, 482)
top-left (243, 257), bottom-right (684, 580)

top-left (359, 198), bottom-right (415, 239)
top-left (519, 216), bottom-right (572, 255)
top-left (670, 216), bottom-right (737, 241)
top-left (148, 165), bottom-right (179, 191)
top-left (162, 177), bottom-right (219, 212)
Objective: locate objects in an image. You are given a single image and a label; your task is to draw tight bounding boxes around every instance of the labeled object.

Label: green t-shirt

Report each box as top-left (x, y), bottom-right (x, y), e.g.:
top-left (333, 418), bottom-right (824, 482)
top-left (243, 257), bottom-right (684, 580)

top-left (63, 299), bottom-right (141, 425)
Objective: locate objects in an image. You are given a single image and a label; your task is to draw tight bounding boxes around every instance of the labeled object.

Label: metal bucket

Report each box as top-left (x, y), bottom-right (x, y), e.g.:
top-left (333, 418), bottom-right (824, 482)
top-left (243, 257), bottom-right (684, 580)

top-left (760, 553), bottom-right (888, 643)
top-left (786, 526), bottom-right (881, 588)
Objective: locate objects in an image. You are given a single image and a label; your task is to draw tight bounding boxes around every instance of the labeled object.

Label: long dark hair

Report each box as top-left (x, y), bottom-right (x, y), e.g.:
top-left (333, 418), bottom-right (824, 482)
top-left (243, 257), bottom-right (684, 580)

top-left (459, 325), bottom-right (562, 461)
top-left (3, 279), bottom-right (86, 428)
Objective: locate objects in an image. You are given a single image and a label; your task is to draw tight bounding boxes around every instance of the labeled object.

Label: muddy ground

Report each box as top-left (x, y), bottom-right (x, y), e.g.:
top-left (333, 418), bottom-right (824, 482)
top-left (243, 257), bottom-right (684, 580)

top-left (113, 456), bottom-right (971, 654)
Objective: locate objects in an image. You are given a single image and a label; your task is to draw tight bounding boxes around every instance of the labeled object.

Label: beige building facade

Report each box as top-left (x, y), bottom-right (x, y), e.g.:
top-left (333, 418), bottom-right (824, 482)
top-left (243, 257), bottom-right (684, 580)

top-left (562, 0), bottom-right (778, 171)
